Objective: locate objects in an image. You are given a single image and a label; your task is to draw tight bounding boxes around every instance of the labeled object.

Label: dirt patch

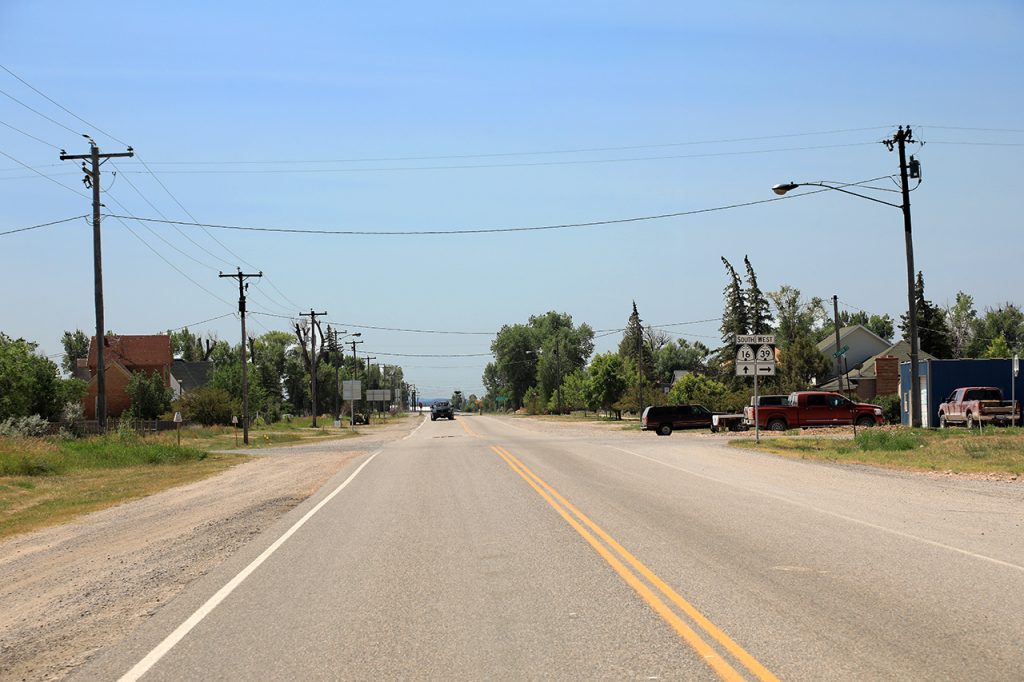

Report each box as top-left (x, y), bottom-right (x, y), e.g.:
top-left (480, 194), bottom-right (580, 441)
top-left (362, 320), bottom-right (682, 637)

top-left (0, 418), bottom-right (419, 681)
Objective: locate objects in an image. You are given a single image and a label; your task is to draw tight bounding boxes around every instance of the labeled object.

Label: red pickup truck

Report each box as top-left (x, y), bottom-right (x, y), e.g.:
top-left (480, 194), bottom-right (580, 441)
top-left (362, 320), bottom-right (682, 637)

top-left (938, 387), bottom-right (1019, 428)
top-left (743, 391), bottom-right (884, 431)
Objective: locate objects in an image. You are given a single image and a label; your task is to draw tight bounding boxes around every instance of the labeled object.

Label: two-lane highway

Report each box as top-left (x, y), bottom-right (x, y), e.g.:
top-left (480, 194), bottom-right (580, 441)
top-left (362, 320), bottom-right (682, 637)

top-left (77, 414), bottom-right (1024, 680)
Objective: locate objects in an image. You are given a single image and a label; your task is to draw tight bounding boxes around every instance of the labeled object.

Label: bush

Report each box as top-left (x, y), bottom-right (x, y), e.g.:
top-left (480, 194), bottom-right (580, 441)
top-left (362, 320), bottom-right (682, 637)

top-left (0, 414), bottom-right (49, 437)
top-left (177, 387), bottom-right (237, 425)
top-left (872, 393), bottom-right (901, 425)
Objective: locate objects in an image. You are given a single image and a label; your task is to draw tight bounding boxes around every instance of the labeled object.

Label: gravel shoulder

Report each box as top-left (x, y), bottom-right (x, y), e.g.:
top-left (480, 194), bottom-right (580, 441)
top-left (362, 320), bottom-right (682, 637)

top-left (0, 417), bottom-right (420, 681)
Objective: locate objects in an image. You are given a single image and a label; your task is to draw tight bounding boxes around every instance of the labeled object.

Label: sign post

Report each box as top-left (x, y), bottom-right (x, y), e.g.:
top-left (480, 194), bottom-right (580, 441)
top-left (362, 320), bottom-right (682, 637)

top-left (736, 334), bottom-right (776, 444)
top-left (173, 411), bottom-right (183, 447)
top-left (1014, 354), bottom-right (1019, 427)
top-left (231, 415), bottom-right (239, 447)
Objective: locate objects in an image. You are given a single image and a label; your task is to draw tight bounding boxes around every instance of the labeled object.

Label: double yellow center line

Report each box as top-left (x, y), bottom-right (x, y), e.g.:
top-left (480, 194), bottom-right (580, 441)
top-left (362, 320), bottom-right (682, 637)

top-left (491, 445), bottom-right (778, 682)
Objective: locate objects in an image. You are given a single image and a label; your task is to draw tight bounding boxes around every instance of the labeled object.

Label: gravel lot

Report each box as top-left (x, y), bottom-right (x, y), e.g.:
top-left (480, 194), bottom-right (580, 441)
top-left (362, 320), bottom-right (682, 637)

top-left (0, 419), bottom-right (419, 681)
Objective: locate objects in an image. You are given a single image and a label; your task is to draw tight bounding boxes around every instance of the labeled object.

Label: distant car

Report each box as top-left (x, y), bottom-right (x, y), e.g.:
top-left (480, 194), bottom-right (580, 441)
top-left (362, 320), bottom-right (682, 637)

top-left (352, 412), bottom-right (369, 425)
top-left (641, 404), bottom-right (716, 436)
top-left (431, 401), bottom-right (454, 421)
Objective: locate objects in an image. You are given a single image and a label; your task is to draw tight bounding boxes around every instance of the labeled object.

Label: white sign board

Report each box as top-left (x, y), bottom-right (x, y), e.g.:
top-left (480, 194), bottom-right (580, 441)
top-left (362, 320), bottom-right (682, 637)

top-left (1014, 354), bottom-right (1019, 377)
top-left (366, 389), bottom-right (392, 401)
top-left (736, 361), bottom-right (775, 376)
top-left (736, 334), bottom-right (775, 345)
top-left (342, 380), bottom-right (362, 400)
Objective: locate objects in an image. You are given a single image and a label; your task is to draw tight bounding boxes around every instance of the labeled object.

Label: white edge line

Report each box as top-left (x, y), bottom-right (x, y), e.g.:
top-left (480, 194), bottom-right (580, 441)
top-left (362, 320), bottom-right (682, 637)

top-left (118, 449), bottom-right (384, 682)
top-left (609, 445), bottom-right (1024, 574)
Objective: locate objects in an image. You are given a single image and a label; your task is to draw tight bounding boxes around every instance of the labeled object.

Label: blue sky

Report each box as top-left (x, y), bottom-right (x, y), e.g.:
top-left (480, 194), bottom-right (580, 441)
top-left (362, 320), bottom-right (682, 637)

top-left (1, 1), bottom-right (1022, 398)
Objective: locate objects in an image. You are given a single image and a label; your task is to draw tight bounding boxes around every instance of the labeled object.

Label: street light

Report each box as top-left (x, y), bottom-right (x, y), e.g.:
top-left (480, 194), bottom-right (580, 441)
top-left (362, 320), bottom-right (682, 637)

top-left (772, 127), bottom-right (923, 427)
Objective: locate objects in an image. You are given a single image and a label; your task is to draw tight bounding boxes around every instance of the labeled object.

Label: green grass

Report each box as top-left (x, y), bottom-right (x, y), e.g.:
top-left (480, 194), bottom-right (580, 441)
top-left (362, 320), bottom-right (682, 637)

top-left (734, 426), bottom-right (1024, 475)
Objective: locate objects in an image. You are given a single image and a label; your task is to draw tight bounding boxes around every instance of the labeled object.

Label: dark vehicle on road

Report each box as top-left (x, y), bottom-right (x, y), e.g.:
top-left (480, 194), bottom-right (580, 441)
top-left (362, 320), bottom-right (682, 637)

top-left (641, 404), bottom-right (716, 436)
top-left (431, 401), bottom-right (454, 421)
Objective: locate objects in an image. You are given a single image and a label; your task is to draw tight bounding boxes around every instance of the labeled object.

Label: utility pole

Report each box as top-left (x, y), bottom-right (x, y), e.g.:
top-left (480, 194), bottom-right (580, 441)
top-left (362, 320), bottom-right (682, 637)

top-left (885, 125), bottom-right (922, 428)
top-left (220, 269), bottom-right (262, 444)
top-left (60, 139), bottom-right (134, 429)
top-left (349, 338), bottom-right (364, 426)
top-left (328, 328), bottom-right (349, 424)
top-left (637, 319), bottom-right (644, 418)
top-left (554, 342), bottom-right (562, 414)
top-left (832, 295), bottom-right (849, 398)
top-left (300, 309), bottom-right (327, 427)
top-left (365, 356), bottom-right (377, 419)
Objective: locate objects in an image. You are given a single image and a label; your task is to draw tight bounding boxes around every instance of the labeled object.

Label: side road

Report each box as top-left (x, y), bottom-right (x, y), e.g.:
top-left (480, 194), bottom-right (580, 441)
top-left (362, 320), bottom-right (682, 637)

top-left (0, 417), bottom-right (421, 682)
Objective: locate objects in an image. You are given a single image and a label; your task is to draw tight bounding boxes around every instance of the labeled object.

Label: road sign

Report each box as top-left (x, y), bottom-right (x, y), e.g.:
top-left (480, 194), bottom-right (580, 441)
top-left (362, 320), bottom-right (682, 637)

top-left (833, 344), bottom-right (850, 359)
top-left (736, 334), bottom-right (775, 345)
top-left (367, 389), bottom-right (392, 401)
top-left (736, 344), bottom-right (755, 362)
top-left (736, 361), bottom-right (775, 376)
top-left (342, 380), bottom-right (362, 400)
top-left (1014, 354), bottom-right (1019, 377)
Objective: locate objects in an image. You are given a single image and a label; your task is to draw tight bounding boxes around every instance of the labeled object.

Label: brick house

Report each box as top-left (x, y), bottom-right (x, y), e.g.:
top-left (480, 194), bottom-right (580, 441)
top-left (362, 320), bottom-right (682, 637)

top-left (83, 335), bottom-right (173, 419)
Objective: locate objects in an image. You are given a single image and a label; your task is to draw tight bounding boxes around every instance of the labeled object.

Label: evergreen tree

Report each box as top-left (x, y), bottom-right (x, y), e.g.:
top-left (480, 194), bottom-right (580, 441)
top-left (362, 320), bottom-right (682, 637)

top-left (899, 272), bottom-right (952, 358)
top-left (967, 303), bottom-right (1024, 357)
top-left (719, 257), bottom-right (748, 343)
top-left (618, 301), bottom-right (655, 383)
top-left (743, 256), bottom-right (771, 335)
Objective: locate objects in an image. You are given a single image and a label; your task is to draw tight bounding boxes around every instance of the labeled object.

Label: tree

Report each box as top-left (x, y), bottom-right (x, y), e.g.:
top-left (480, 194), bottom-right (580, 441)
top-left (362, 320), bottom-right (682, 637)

top-left (968, 303), bottom-right (1024, 357)
top-left (555, 370), bottom-right (591, 413)
top-left (744, 256), bottom-right (771, 335)
top-left (490, 324), bottom-right (538, 409)
top-left (777, 333), bottom-right (831, 392)
top-left (945, 291), bottom-right (976, 359)
top-left (719, 257), bottom-right (748, 343)
top-left (666, 373), bottom-right (731, 411)
top-left (587, 352), bottom-right (627, 418)
top-left (768, 286), bottom-right (826, 350)
top-left (899, 271), bottom-right (952, 358)
top-left (653, 339), bottom-right (710, 385)
top-left (177, 387), bottom-right (236, 425)
top-left (0, 333), bottom-right (67, 421)
top-left (60, 329), bottom-right (90, 374)
top-left (126, 370), bottom-right (172, 419)
top-left (618, 302), bottom-right (655, 380)
top-left (984, 334), bottom-right (1012, 358)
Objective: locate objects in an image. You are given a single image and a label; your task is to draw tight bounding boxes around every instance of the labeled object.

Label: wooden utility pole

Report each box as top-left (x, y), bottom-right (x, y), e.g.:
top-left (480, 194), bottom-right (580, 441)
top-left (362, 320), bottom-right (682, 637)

top-left (300, 309), bottom-right (327, 427)
top-left (60, 139), bottom-right (134, 429)
top-left (220, 269), bottom-right (262, 444)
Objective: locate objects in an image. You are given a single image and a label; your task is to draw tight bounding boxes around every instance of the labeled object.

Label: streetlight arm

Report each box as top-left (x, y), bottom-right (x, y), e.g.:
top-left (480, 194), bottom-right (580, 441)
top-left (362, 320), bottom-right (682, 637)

top-left (774, 181), bottom-right (902, 209)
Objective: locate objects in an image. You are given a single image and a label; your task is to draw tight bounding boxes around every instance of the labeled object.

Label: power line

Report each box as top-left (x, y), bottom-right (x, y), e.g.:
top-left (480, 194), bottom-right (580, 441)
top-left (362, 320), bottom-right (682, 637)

top-left (0, 118), bottom-right (62, 149)
top-left (0, 63), bottom-right (129, 145)
top-left (0, 215), bottom-right (88, 236)
top-left (0, 85), bottom-right (82, 137)
top-left (0, 149), bottom-right (87, 196)
top-left (113, 126), bottom-right (894, 165)
top-left (165, 312), bottom-right (238, 333)
top-left (368, 351), bottom-right (493, 358)
top-left (115, 142), bottom-right (877, 175)
top-left (103, 190), bottom-right (826, 237)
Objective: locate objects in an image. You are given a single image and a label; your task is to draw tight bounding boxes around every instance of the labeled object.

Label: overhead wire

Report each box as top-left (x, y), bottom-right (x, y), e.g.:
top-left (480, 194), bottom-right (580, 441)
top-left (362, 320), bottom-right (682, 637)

top-left (0, 118), bottom-right (62, 149)
top-left (103, 188), bottom-right (831, 237)
top-left (115, 142), bottom-right (879, 175)
top-left (0, 215), bottom-right (89, 236)
top-left (0, 149), bottom-right (88, 197)
top-left (0, 63), bottom-right (301, 313)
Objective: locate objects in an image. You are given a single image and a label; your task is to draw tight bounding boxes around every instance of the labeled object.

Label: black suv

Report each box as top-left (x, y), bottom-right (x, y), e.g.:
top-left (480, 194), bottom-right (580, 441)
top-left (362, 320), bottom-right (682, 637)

top-left (430, 401), bottom-right (454, 421)
top-left (641, 404), bottom-right (715, 436)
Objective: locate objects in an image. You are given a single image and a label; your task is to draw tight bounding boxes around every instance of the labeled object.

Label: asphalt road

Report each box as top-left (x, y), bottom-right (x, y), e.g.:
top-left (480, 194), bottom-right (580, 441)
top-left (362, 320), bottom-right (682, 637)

top-left (76, 414), bottom-right (1024, 681)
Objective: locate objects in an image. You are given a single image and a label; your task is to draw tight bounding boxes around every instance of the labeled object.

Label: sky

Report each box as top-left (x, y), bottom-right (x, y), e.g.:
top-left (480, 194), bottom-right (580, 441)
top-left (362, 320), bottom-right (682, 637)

top-left (1, 1), bottom-right (1022, 399)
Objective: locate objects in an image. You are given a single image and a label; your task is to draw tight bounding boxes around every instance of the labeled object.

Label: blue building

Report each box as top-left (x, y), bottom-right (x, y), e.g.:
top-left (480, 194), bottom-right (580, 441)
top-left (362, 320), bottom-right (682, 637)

top-left (899, 358), bottom-right (1023, 427)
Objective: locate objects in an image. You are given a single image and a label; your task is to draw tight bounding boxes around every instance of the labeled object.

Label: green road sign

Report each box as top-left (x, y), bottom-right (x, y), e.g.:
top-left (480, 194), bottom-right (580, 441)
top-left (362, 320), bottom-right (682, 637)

top-left (833, 344), bottom-right (849, 358)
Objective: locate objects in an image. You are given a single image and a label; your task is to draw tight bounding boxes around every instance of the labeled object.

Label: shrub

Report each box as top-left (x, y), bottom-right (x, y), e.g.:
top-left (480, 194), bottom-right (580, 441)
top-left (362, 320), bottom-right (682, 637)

top-left (871, 393), bottom-right (901, 425)
top-left (178, 387), bottom-right (237, 425)
top-left (0, 414), bottom-right (50, 437)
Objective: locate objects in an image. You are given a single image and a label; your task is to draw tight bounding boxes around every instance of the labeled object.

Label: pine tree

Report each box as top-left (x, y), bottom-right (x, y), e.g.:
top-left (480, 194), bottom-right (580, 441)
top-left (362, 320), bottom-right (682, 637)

top-left (618, 301), bottom-right (655, 389)
top-left (720, 257), bottom-right (748, 343)
top-left (743, 256), bottom-right (771, 335)
top-left (900, 272), bottom-right (953, 358)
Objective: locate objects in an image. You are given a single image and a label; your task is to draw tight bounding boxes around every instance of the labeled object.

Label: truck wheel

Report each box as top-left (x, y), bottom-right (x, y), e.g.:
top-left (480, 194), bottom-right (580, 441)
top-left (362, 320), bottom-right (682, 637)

top-left (939, 414), bottom-right (947, 429)
top-left (767, 418), bottom-right (787, 432)
top-left (657, 424), bottom-right (672, 436)
top-left (431, 415), bottom-right (436, 421)
top-left (856, 416), bottom-right (875, 428)
top-left (965, 412), bottom-right (975, 429)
